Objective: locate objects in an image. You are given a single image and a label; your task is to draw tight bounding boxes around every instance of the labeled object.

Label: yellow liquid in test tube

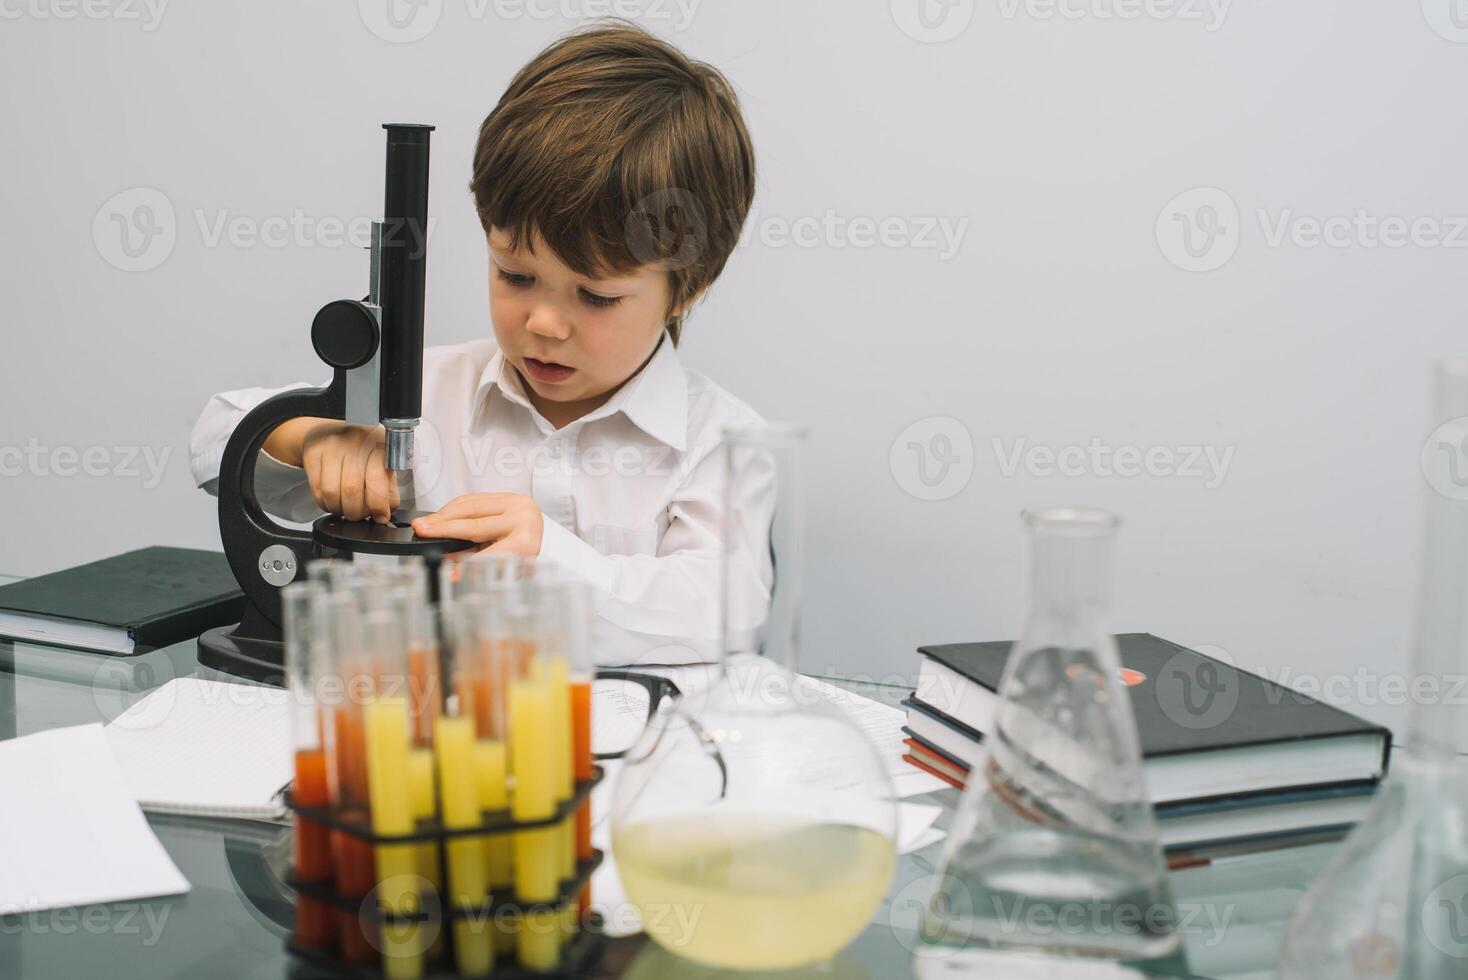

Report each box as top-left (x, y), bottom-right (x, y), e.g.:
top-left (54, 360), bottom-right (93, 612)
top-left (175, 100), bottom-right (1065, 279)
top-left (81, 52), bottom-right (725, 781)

top-left (614, 815), bottom-right (896, 971)
top-left (364, 696), bottom-right (423, 980)
top-left (408, 748), bottom-right (441, 893)
top-left (435, 715), bottom-right (492, 977)
top-left (472, 738), bottom-right (514, 956)
top-left (509, 672), bottom-right (559, 971)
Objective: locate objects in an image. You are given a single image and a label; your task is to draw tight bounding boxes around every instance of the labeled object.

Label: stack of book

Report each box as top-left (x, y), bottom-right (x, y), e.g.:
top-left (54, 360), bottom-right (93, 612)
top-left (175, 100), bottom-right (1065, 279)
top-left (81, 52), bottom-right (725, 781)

top-left (903, 633), bottom-right (1391, 867)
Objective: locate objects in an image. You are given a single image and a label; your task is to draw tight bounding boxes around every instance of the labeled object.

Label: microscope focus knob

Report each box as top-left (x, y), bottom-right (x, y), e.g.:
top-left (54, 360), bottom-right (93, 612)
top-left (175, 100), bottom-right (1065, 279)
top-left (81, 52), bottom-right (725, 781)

top-left (310, 300), bottom-right (379, 371)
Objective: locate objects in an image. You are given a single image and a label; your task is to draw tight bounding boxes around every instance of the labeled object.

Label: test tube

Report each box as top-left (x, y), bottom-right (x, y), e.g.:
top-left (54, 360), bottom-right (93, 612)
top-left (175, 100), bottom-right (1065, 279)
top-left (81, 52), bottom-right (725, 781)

top-left (555, 580), bottom-right (596, 925)
top-left (392, 567), bottom-right (444, 908)
top-left (323, 591), bottom-right (379, 964)
top-left (506, 574), bottom-right (561, 971)
top-left (362, 607), bottom-right (423, 980)
top-left (284, 582), bottom-right (334, 951)
top-left (476, 567), bottom-right (518, 958)
top-left (435, 595), bottom-right (494, 976)
top-left (532, 578), bottom-right (577, 946)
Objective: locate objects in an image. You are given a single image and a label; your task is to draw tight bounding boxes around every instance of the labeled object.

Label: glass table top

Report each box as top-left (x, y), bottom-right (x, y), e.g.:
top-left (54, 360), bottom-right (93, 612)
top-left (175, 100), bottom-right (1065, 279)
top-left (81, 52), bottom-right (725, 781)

top-left (0, 574), bottom-right (1338, 980)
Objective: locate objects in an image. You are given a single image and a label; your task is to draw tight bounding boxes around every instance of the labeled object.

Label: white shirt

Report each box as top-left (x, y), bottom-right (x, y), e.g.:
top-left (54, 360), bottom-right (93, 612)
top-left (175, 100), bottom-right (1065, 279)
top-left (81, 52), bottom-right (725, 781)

top-left (189, 335), bottom-right (770, 666)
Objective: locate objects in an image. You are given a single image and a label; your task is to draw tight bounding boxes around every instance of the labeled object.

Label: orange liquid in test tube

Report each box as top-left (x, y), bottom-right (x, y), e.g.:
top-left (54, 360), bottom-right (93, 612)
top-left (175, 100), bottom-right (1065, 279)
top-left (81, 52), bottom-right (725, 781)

top-left (570, 680), bottom-right (592, 920)
top-left (333, 704), bottom-right (379, 963)
top-left (292, 746), bottom-right (335, 948)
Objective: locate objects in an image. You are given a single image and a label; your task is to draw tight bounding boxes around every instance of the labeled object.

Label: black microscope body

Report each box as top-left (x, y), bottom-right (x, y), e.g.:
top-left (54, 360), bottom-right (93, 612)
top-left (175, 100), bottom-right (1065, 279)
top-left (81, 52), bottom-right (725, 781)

top-left (198, 124), bottom-right (472, 685)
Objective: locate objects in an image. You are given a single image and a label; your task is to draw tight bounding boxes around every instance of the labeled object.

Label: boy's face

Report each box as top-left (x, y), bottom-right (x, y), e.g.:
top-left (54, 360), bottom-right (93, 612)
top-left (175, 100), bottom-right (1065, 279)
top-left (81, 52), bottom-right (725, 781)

top-left (487, 228), bottom-right (675, 421)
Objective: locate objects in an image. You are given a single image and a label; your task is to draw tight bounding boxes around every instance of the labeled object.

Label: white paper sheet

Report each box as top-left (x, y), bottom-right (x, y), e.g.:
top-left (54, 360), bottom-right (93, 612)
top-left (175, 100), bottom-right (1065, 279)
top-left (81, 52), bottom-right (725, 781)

top-left (104, 677), bottom-right (292, 819)
top-left (0, 724), bottom-right (190, 913)
top-left (792, 675), bottom-right (951, 799)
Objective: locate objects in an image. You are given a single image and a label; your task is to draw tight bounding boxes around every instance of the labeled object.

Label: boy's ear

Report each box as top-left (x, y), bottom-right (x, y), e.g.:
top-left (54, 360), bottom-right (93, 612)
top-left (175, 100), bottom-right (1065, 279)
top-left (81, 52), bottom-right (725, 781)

top-left (671, 285), bottom-right (707, 318)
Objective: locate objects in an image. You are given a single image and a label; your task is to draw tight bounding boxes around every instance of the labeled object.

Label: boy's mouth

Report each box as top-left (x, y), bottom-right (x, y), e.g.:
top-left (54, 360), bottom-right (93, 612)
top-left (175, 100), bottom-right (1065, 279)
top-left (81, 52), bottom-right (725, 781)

top-left (523, 356), bottom-right (575, 384)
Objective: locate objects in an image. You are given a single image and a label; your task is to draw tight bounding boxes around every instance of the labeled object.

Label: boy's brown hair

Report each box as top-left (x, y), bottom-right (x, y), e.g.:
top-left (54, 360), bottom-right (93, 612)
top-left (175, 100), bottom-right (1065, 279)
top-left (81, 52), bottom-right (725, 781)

top-left (469, 22), bottom-right (755, 345)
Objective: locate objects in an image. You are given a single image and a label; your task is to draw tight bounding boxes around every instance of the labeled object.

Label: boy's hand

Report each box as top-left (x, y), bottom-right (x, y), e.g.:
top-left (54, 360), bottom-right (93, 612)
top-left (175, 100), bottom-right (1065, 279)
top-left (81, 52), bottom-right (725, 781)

top-left (412, 493), bottom-right (545, 558)
top-left (300, 422), bottom-right (401, 524)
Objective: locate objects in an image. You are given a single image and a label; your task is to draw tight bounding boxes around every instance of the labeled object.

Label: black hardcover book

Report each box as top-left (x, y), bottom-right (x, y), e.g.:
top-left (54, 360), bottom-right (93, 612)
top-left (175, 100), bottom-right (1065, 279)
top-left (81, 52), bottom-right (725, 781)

top-left (0, 547), bottom-right (245, 656)
top-left (915, 632), bottom-right (1392, 804)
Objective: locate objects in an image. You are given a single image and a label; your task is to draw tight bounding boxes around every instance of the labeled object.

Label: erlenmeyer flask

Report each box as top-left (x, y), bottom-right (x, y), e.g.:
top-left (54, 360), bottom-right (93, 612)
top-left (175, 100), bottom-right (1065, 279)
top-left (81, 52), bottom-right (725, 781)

top-left (609, 423), bottom-right (899, 971)
top-left (1278, 358), bottom-right (1468, 978)
top-left (918, 508), bottom-right (1180, 964)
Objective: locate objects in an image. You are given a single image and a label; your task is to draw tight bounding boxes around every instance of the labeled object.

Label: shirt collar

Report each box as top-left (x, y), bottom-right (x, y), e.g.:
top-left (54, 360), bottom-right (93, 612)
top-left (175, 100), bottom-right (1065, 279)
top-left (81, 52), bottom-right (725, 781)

top-left (473, 336), bottom-right (688, 451)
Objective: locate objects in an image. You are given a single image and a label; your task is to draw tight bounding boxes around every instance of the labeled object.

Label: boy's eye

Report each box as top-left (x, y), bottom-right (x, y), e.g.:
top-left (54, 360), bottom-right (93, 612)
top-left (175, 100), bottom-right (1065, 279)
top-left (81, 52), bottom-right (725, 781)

top-left (579, 288), bottom-right (622, 309)
top-left (496, 268), bottom-right (533, 287)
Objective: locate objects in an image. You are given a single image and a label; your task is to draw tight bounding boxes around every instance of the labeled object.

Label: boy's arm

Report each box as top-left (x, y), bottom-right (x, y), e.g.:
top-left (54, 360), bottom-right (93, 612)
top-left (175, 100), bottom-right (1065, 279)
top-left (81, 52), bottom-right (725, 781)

top-left (188, 383), bottom-right (328, 523)
top-left (538, 444), bottom-right (777, 667)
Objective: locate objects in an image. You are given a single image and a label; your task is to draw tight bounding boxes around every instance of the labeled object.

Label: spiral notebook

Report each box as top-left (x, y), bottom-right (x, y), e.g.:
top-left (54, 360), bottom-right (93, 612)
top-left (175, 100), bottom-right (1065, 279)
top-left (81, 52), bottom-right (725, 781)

top-left (103, 677), bottom-right (293, 820)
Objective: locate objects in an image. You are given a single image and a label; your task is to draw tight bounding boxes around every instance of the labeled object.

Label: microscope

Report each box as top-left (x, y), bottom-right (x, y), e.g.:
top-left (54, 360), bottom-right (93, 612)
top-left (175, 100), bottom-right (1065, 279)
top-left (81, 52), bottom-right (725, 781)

top-left (198, 123), bottom-right (473, 685)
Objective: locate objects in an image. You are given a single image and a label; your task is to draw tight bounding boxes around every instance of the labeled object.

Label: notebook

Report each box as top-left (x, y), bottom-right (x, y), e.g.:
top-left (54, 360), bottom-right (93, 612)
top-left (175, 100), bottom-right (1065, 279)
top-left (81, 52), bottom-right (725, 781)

top-left (104, 677), bottom-right (292, 820)
top-left (0, 546), bottom-right (245, 655)
top-left (914, 633), bottom-right (1392, 804)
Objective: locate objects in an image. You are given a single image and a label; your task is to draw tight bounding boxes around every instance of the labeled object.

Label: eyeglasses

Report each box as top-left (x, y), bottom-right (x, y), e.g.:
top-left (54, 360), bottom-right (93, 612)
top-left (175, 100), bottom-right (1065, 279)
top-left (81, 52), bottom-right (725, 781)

top-left (591, 669), bottom-right (682, 760)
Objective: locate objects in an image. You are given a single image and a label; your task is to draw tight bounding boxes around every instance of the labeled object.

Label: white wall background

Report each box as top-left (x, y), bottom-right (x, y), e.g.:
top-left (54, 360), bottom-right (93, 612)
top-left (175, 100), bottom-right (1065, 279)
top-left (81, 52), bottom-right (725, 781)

top-left (3, 0), bottom-right (1466, 740)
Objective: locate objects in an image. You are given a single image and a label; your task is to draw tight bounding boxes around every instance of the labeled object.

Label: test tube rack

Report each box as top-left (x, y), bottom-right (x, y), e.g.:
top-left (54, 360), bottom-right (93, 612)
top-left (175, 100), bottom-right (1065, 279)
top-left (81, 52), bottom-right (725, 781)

top-left (283, 767), bottom-right (605, 979)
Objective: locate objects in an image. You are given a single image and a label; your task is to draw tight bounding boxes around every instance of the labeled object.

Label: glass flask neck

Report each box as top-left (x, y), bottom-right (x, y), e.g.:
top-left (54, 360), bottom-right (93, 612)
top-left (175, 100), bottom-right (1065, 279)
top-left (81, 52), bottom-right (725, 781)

top-left (721, 423), bottom-right (808, 677)
top-left (1022, 508), bottom-right (1118, 635)
top-left (1405, 358), bottom-right (1468, 761)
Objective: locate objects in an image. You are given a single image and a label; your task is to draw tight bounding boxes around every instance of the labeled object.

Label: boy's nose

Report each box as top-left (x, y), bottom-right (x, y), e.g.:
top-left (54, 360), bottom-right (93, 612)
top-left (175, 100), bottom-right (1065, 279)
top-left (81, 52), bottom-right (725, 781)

top-left (525, 305), bottom-right (572, 340)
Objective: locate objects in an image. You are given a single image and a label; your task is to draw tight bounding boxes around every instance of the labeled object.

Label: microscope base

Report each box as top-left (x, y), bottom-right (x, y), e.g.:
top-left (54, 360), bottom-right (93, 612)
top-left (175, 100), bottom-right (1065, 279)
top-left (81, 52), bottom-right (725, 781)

top-left (197, 601), bottom-right (286, 686)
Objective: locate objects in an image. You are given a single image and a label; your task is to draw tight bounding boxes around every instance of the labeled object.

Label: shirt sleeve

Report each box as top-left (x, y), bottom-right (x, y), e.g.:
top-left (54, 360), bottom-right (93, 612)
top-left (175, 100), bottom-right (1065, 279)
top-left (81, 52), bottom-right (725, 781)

top-left (537, 441), bottom-right (775, 668)
top-left (188, 383), bottom-right (328, 524)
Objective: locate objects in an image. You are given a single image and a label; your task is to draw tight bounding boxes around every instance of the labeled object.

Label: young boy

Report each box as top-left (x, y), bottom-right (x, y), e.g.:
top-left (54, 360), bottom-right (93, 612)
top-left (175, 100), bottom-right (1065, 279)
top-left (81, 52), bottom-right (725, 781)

top-left (189, 24), bottom-right (763, 665)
